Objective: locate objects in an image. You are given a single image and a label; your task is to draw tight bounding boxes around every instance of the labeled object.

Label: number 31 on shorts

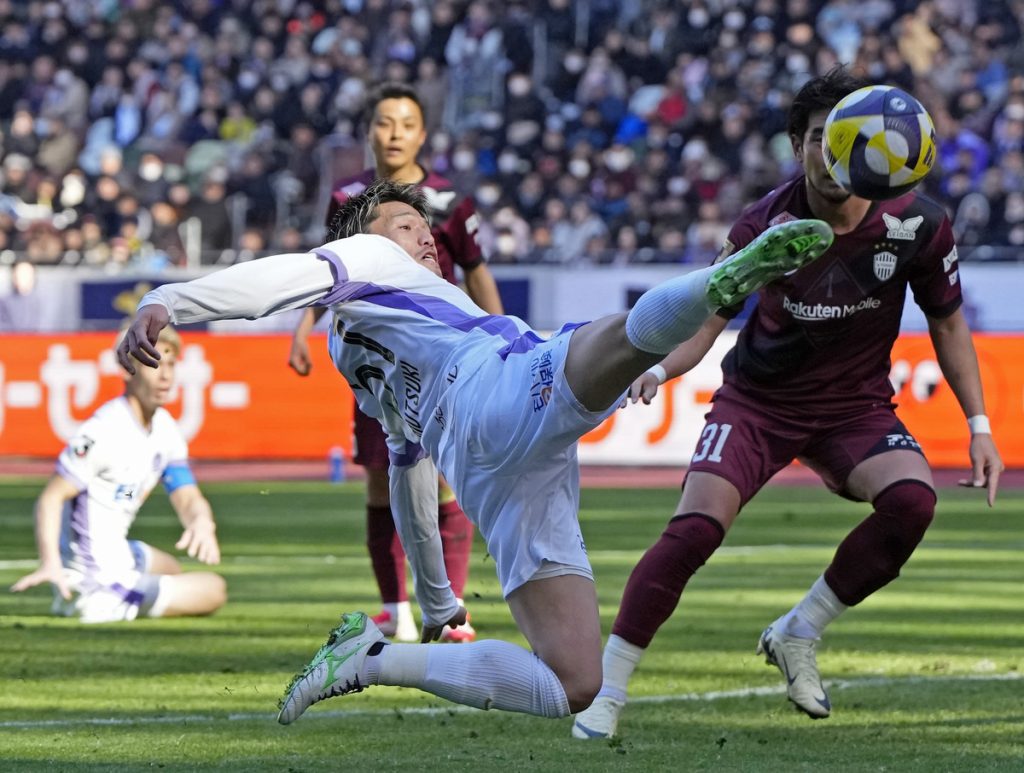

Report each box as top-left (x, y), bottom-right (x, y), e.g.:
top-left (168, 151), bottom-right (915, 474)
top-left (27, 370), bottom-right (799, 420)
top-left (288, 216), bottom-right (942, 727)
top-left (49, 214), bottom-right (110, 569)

top-left (691, 423), bottom-right (733, 463)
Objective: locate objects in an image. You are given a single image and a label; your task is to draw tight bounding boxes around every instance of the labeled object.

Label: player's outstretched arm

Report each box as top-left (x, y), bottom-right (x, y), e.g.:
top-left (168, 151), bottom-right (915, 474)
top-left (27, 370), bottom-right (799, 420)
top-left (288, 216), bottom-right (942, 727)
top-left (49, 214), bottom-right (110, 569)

top-left (122, 252), bottom-right (339, 373)
top-left (10, 475), bottom-right (78, 599)
top-left (170, 484), bottom-right (221, 565)
top-left (288, 307), bottom-right (330, 376)
top-left (388, 454), bottom-right (461, 639)
top-left (627, 316), bottom-right (728, 404)
top-left (927, 308), bottom-right (1004, 506)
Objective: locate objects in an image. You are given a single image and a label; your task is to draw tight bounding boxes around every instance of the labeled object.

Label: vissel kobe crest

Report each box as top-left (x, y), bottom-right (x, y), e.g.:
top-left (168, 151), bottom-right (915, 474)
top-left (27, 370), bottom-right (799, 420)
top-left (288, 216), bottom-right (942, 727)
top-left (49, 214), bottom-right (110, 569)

top-left (873, 251), bottom-right (898, 281)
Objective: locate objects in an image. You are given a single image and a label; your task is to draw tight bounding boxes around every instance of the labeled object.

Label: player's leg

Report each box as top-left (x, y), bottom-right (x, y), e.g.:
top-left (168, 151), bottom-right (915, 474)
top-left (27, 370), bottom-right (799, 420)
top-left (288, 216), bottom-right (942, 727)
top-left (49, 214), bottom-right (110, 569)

top-left (278, 455), bottom-right (593, 724)
top-left (575, 397), bottom-right (801, 738)
top-left (759, 415), bottom-right (934, 718)
top-left (147, 571), bottom-right (227, 617)
top-left (356, 408), bottom-right (418, 642)
top-left (437, 477), bottom-right (477, 643)
top-left (572, 474), bottom-right (741, 739)
top-left (277, 572), bottom-right (597, 725)
top-left (142, 546), bottom-right (182, 575)
top-left (564, 218), bottom-right (834, 411)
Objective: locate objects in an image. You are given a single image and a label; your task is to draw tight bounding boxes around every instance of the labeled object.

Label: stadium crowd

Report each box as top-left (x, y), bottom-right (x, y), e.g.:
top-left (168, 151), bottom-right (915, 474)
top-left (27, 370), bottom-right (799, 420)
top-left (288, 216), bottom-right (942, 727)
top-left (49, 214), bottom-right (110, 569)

top-left (0, 0), bottom-right (1022, 271)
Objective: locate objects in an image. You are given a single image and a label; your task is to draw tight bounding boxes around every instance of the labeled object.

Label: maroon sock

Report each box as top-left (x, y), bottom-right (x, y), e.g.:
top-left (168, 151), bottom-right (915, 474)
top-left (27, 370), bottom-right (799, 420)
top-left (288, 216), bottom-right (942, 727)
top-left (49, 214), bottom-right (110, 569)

top-left (824, 479), bottom-right (936, 606)
top-left (611, 514), bottom-right (725, 648)
top-left (366, 504), bottom-right (407, 603)
top-left (439, 500), bottom-right (474, 599)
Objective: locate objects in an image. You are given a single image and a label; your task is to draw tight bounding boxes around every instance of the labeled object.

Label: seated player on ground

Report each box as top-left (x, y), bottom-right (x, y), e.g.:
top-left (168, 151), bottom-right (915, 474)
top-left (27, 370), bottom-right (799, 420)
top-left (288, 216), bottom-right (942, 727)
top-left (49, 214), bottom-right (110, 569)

top-left (11, 325), bottom-right (227, 623)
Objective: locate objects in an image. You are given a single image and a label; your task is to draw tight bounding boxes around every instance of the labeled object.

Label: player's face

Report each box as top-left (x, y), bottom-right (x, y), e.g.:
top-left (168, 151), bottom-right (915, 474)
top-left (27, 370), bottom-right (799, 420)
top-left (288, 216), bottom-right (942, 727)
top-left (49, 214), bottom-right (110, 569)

top-left (794, 108), bottom-right (852, 205)
top-left (368, 201), bottom-right (442, 277)
top-left (370, 98), bottom-right (427, 176)
top-left (126, 342), bottom-right (177, 410)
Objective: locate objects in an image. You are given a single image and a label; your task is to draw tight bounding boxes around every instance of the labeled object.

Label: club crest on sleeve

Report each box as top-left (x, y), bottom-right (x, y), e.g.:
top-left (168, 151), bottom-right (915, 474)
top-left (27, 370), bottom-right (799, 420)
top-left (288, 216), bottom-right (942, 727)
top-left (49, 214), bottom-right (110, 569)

top-left (942, 246), bottom-right (958, 273)
top-left (882, 213), bottom-right (923, 241)
top-left (71, 436), bottom-right (95, 458)
top-left (873, 251), bottom-right (898, 282)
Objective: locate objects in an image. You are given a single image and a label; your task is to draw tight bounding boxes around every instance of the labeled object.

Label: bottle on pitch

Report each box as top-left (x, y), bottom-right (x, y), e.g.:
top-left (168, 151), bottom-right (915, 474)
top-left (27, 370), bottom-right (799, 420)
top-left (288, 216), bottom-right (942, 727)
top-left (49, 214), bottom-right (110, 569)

top-left (328, 446), bottom-right (346, 483)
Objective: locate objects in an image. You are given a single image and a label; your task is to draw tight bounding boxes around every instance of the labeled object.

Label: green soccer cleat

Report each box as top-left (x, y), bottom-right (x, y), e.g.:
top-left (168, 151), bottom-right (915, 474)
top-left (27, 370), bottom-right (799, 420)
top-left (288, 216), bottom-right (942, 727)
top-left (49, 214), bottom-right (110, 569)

top-left (706, 218), bottom-right (833, 309)
top-left (277, 612), bottom-right (387, 725)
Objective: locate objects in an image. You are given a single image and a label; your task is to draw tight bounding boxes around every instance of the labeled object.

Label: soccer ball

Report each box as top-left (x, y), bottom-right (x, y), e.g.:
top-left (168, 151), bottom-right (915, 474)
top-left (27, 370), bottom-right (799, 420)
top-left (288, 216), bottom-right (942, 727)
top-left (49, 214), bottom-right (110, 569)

top-left (822, 85), bottom-right (936, 200)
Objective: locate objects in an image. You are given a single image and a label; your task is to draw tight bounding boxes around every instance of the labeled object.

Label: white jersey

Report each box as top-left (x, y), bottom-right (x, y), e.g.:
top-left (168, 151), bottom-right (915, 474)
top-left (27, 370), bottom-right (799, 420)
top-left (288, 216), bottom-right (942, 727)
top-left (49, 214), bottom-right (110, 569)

top-left (57, 396), bottom-right (189, 574)
top-left (138, 232), bottom-right (601, 615)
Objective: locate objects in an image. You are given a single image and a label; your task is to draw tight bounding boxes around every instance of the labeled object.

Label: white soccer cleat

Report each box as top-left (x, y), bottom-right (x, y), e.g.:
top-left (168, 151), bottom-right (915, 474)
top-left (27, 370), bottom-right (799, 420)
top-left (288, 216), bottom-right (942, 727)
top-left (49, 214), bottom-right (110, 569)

top-left (571, 695), bottom-right (625, 739)
top-left (277, 612), bottom-right (387, 725)
top-left (756, 622), bottom-right (831, 718)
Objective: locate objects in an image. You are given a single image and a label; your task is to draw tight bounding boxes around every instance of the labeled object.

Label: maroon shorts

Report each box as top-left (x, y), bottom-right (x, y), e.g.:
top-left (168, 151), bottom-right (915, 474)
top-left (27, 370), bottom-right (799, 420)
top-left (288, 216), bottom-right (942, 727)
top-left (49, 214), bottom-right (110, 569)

top-left (352, 403), bottom-right (390, 470)
top-left (684, 390), bottom-right (925, 506)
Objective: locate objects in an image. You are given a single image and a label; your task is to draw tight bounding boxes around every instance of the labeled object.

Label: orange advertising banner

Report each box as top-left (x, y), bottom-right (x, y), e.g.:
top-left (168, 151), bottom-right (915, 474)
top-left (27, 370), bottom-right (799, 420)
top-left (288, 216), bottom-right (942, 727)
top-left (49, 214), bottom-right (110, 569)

top-left (0, 333), bottom-right (1021, 467)
top-left (574, 333), bottom-right (1024, 469)
top-left (0, 333), bottom-right (351, 460)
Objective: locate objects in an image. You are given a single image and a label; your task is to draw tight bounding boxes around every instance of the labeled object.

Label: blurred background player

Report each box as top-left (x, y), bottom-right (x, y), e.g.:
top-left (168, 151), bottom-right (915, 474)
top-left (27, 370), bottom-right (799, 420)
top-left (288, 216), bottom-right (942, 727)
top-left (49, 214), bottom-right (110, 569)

top-left (10, 325), bottom-right (227, 623)
top-left (573, 67), bottom-right (1004, 739)
top-left (287, 82), bottom-right (503, 643)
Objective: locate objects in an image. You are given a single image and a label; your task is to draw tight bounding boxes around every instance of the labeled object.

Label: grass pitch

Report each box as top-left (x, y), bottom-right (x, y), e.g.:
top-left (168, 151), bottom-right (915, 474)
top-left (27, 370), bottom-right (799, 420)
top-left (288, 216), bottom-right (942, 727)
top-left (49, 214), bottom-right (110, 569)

top-left (0, 478), bottom-right (1021, 771)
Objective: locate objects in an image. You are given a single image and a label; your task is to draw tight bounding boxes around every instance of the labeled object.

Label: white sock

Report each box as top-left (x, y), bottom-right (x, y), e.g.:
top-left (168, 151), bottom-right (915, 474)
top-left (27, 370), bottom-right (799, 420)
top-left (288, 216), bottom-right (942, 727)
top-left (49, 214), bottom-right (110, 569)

top-left (595, 634), bottom-right (645, 703)
top-left (371, 640), bottom-right (570, 718)
top-left (624, 265), bottom-right (717, 354)
top-left (780, 575), bottom-right (849, 639)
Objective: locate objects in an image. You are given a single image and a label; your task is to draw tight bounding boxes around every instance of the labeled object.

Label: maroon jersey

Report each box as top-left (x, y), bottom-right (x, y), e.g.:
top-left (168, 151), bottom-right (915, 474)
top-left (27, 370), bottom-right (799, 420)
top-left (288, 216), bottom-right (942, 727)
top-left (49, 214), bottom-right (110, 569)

top-left (325, 168), bottom-right (483, 285)
top-left (717, 177), bottom-right (961, 414)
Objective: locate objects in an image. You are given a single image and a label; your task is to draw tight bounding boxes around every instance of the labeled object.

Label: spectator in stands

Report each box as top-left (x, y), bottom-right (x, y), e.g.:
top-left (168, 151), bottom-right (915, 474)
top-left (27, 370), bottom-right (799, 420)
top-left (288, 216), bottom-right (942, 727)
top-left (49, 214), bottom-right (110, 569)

top-left (0, 258), bottom-right (43, 331)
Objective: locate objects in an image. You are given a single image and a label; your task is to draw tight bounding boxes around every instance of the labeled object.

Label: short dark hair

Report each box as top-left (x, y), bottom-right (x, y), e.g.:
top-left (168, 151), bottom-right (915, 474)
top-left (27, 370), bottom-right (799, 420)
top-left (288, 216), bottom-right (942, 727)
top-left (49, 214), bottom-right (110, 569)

top-left (787, 65), bottom-right (872, 140)
top-left (327, 179), bottom-right (431, 240)
top-left (366, 81), bottom-right (426, 126)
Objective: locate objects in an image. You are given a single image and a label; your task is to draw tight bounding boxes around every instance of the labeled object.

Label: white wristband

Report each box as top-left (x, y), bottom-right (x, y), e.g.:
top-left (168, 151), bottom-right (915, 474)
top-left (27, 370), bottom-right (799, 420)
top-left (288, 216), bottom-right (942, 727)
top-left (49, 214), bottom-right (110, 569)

top-left (645, 364), bottom-right (668, 385)
top-left (967, 415), bottom-right (991, 435)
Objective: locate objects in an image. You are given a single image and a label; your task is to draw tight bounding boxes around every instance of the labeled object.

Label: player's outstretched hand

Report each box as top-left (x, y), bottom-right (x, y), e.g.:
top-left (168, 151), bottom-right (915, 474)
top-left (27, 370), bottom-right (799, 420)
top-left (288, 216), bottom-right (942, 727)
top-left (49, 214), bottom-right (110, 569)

top-left (10, 561), bottom-right (71, 600)
top-left (420, 606), bottom-right (468, 643)
top-left (176, 519), bottom-right (221, 565)
top-left (287, 333), bottom-right (313, 376)
top-left (628, 372), bottom-right (661, 405)
top-left (960, 433), bottom-right (1004, 507)
top-left (118, 305), bottom-right (170, 373)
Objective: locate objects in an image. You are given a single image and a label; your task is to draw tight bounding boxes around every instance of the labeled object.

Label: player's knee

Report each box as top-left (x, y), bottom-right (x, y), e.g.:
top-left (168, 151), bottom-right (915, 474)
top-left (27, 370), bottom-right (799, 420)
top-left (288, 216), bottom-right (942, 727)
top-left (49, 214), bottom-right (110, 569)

top-left (205, 573), bottom-right (228, 612)
top-left (873, 479), bottom-right (936, 541)
top-left (563, 671), bottom-right (602, 714)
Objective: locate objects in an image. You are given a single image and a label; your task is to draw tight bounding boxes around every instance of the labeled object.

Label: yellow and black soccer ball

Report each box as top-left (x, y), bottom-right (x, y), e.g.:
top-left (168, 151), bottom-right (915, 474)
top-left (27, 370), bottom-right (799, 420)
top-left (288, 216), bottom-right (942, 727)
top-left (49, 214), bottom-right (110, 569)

top-left (823, 85), bottom-right (936, 200)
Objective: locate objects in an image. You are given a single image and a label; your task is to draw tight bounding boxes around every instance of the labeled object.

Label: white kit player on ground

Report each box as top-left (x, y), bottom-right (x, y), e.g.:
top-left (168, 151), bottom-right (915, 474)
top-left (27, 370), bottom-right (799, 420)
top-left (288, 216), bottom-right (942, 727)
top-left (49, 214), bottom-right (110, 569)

top-left (118, 180), bottom-right (833, 723)
top-left (12, 325), bottom-right (227, 623)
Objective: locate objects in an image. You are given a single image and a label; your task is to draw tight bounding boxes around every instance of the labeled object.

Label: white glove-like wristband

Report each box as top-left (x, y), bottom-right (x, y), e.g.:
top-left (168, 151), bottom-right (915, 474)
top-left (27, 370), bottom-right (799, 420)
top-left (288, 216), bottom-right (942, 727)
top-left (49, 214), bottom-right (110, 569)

top-left (967, 415), bottom-right (991, 435)
top-left (645, 364), bottom-right (667, 385)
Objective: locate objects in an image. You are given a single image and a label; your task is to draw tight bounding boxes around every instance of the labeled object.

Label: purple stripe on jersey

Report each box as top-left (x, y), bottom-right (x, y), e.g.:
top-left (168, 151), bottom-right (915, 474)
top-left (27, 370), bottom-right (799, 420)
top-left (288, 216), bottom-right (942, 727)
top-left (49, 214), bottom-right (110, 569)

top-left (55, 459), bottom-right (87, 492)
top-left (389, 440), bottom-right (427, 467)
top-left (110, 582), bottom-right (145, 607)
top-left (312, 248), bottom-right (348, 305)
top-left (69, 492), bottom-right (99, 571)
top-left (358, 284), bottom-right (527, 340)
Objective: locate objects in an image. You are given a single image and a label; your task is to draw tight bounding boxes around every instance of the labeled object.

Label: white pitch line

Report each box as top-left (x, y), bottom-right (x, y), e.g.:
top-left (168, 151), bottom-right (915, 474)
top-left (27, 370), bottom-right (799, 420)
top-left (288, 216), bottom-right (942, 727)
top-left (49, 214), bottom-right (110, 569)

top-left (0, 673), bottom-right (1019, 730)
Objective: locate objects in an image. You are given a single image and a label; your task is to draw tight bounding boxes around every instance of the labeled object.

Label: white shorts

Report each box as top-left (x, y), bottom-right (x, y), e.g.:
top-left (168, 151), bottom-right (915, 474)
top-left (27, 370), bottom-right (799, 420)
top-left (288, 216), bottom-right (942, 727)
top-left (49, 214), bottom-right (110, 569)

top-left (56, 540), bottom-right (164, 623)
top-left (437, 331), bottom-right (617, 596)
